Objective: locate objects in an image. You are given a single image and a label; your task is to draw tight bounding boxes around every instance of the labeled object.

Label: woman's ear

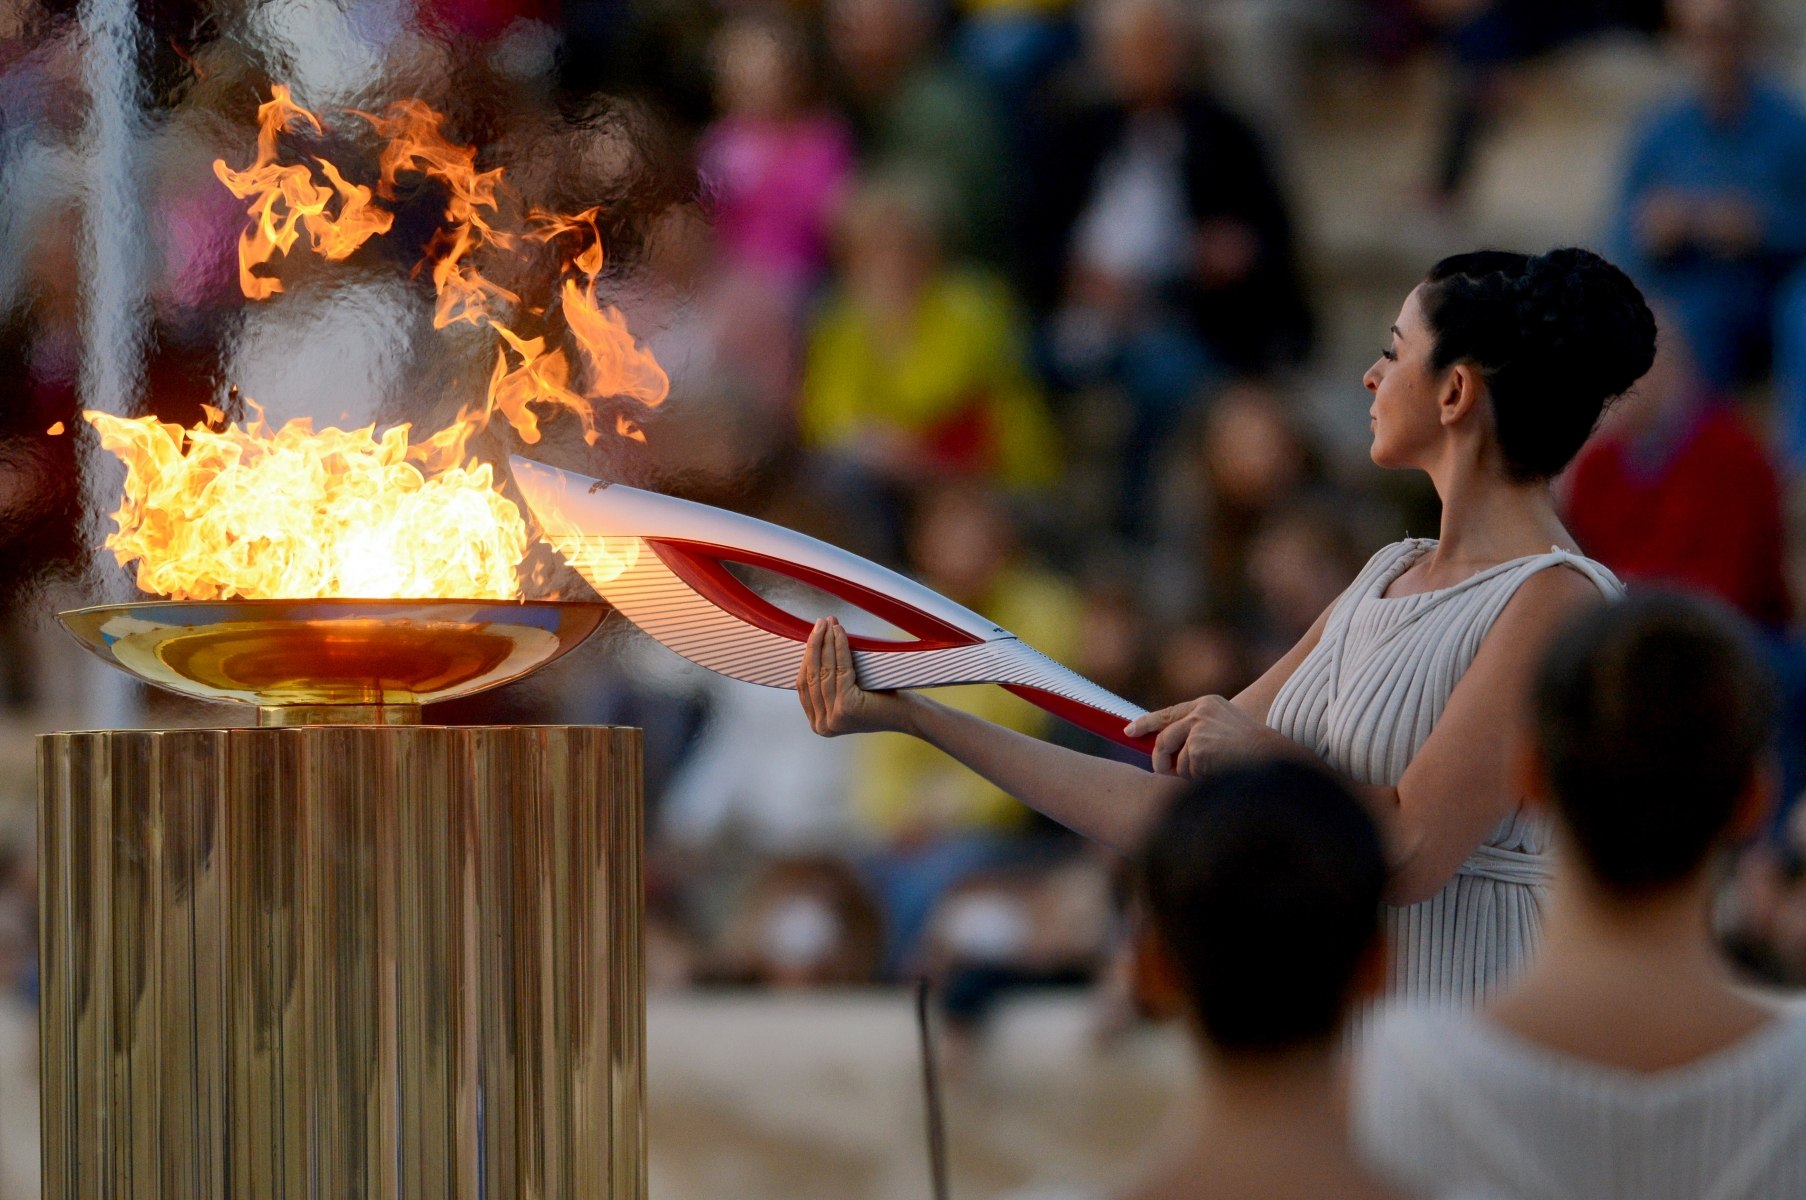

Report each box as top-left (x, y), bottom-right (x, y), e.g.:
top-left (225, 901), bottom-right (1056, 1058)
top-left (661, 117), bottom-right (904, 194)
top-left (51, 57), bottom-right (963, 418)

top-left (1439, 362), bottom-right (1485, 427)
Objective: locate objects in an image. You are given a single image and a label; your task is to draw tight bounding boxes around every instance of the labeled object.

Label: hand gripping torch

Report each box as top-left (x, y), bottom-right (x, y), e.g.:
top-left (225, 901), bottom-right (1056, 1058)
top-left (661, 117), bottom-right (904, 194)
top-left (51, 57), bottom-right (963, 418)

top-left (510, 457), bottom-right (1156, 754)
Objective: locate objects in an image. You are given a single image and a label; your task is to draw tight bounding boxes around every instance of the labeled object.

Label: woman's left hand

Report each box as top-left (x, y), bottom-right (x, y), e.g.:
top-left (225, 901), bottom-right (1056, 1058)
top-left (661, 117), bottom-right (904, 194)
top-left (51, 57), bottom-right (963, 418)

top-left (1146, 695), bottom-right (1299, 778)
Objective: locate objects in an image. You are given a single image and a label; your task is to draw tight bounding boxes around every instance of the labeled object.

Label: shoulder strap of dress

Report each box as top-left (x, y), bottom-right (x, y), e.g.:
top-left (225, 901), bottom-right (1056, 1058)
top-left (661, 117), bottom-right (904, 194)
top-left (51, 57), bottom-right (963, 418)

top-left (1519, 547), bottom-right (1625, 601)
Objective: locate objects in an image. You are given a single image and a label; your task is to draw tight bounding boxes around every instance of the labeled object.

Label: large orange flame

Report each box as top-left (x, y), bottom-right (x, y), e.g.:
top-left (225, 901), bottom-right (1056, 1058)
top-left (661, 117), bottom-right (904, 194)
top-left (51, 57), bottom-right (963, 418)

top-left (87, 407), bottom-right (529, 600)
top-left (212, 85), bottom-right (394, 300)
top-left (89, 86), bottom-right (662, 602)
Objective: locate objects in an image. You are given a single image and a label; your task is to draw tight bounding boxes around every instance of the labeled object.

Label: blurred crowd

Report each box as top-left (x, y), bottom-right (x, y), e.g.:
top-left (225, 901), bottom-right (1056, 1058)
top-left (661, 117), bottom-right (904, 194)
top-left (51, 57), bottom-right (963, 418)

top-left (1, 0), bottom-right (1806, 1084)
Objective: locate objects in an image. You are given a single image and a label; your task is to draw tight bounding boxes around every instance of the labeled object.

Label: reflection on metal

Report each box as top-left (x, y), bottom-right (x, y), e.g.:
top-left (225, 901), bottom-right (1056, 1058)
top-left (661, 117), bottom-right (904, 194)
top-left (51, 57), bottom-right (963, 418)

top-left (38, 724), bottom-right (645, 1200)
top-left (58, 599), bottom-right (608, 724)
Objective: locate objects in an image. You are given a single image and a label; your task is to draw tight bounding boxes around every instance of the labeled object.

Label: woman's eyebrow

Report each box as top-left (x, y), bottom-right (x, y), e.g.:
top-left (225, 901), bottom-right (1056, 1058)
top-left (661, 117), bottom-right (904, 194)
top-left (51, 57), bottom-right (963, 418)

top-left (1390, 324), bottom-right (1403, 340)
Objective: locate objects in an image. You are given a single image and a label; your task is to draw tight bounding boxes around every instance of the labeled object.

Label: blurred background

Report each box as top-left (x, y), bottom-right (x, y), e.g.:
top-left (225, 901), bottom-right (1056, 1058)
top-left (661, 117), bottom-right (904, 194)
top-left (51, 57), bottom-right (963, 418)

top-left (3, 0), bottom-right (1806, 1196)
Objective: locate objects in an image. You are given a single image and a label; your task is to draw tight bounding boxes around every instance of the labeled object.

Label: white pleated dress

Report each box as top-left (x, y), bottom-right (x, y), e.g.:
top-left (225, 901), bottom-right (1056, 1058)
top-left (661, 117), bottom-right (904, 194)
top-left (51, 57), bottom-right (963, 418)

top-left (1266, 538), bottom-right (1623, 1009)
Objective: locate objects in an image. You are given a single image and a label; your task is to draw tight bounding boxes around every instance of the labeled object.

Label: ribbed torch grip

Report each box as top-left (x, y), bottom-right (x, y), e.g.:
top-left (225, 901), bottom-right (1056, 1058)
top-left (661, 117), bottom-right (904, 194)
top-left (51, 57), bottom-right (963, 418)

top-left (36, 724), bottom-right (645, 1200)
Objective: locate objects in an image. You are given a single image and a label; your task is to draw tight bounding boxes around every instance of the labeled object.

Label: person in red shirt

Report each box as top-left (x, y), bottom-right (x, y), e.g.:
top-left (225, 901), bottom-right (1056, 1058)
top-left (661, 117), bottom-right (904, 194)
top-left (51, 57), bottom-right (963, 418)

top-left (1564, 309), bottom-right (1792, 629)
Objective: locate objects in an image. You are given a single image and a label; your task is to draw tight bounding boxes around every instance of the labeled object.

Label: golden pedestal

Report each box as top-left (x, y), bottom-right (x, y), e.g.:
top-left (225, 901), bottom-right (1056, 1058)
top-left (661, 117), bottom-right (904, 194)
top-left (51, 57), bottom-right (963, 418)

top-left (37, 724), bottom-right (644, 1200)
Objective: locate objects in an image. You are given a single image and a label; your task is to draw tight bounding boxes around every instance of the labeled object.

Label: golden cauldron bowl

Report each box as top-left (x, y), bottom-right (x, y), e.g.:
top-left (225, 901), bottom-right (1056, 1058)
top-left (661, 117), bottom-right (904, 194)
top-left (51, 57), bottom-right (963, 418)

top-left (60, 598), bottom-right (609, 725)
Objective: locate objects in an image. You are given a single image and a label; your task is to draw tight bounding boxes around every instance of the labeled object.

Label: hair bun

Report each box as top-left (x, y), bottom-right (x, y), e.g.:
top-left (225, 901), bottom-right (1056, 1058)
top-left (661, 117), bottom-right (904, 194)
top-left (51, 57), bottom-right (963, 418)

top-left (1514, 248), bottom-right (1657, 404)
top-left (1422, 246), bottom-right (1657, 481)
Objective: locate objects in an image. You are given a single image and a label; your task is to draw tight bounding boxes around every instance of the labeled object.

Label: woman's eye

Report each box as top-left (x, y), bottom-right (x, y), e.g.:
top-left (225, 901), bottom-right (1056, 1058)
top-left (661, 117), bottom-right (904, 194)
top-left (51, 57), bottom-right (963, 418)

top-left (1379, 347), bottom-right (1397, 362)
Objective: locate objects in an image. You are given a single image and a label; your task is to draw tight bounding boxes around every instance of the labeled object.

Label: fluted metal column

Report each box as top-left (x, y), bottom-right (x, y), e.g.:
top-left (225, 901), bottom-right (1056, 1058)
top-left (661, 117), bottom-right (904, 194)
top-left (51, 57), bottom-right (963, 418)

top-left (37, 725), bottom-right (644, 1200)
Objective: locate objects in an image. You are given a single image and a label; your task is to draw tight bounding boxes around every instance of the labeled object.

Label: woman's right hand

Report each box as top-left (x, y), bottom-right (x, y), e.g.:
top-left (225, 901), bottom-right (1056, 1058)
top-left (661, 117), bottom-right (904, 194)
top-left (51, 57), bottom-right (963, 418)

top-left (797, 617), bottom-right (918, 737)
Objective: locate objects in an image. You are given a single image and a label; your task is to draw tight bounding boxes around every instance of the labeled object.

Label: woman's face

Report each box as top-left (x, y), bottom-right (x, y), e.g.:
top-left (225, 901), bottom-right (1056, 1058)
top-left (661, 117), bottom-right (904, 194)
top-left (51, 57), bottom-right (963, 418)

top-left (1363, 285), bottom-right (1450, 471)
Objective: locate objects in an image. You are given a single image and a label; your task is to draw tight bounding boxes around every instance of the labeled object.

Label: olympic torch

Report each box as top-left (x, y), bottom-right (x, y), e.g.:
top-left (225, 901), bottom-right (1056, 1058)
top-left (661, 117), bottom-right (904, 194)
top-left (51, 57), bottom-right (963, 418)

top-left (511, 457), bottom-right (1156, 754)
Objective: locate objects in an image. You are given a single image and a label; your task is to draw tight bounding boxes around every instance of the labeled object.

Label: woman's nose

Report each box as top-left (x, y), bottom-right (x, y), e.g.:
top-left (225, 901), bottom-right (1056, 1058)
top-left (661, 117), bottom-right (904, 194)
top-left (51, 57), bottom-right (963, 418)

top-left (1363, 365), bottom-right (1380, 392)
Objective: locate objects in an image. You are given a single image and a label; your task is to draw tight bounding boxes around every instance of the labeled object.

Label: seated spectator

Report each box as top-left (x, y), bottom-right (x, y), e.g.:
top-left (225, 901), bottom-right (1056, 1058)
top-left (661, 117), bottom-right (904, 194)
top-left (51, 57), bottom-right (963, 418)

top-left (1610, 0), bottom-right (1806, 392)
top-left (853, 481), bottom-right (1084, 969)
top-left (698, 13), bottom-right (854, 295)
top-left (1563, 308), bottom-right (1803, 823)
top-left (800, 177), bottom-right (1061, 503)
top-left (1356, 593), bottom-right (1806, 1200)
top-left (827, 0), bottom-right (1013, 261)
top-left (1563, 307), bottom-right (1791, 630)
top-left (1012, 759), bottom-right (1404, 1200)
top-left (705, 856), bottom-right (886, 988)
top-left (1030, 0), bottom-right (1312, 535)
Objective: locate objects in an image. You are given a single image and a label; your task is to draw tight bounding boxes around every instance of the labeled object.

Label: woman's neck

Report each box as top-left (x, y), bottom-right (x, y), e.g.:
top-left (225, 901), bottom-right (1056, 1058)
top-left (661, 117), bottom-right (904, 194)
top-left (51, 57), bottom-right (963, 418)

top-left (1122, 1046), bottom-right (1368, 1200)
top-left (1488, 862), bottom-right (1775, 1071)
top-left (1425, 449), bottom-right (1571, 565)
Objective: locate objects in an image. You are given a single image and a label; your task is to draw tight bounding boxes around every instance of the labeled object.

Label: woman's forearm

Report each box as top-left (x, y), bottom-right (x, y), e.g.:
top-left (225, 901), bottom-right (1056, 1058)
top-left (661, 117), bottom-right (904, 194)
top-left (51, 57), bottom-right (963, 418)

top-left (898, 693), bottom-right (1181, 853)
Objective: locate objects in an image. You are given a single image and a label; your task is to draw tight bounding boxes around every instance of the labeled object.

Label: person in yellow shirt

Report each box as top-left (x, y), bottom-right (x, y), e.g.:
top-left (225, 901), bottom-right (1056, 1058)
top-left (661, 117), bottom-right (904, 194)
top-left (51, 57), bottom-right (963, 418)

top-left (800, 176), bottom-right (1061, 497)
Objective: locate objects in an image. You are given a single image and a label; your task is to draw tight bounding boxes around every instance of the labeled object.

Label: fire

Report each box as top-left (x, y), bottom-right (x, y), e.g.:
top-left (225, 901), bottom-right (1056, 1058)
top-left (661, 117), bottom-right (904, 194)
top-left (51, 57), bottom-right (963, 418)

top-left (87, 408), bottom-right (529, 601)
top-left (87, 85), bottom-right (668, 602)
top-left (212, 85), bottom-right (394, 300)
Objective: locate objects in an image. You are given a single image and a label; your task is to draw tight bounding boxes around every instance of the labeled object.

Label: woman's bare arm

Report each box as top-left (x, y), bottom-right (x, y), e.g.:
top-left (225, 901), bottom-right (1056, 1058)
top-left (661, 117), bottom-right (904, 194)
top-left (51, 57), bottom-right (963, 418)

top-left (797, 618), bottom-right (1182, 852)
top-left (1374, 566), bottom-right (1605, 903)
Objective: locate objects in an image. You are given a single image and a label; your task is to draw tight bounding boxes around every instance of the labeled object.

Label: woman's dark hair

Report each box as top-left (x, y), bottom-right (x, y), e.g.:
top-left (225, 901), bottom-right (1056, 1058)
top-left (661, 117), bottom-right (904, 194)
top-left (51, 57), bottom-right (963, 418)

top-left (1533, 591), bottom-right (1778, 895)
top-left (1136, 759), bottom-right (1385, 1054)
top-left (1420, 248), bottom-right (1656, 482)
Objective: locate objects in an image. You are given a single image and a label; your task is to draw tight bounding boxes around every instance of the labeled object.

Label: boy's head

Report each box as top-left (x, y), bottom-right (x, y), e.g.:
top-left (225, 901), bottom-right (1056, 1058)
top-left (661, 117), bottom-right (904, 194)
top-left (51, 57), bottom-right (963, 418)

top-left (1135, 760), bottom-right (1386, 1055)
top-left (1529, 591), bottom-right (1778, 896)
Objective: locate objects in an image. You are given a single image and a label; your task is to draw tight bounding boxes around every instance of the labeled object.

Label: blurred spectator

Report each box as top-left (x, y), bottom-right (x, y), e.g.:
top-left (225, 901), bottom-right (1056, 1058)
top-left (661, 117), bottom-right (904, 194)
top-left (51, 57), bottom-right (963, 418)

top-left (1009, 760), bottom-right (1402, 1200)
top-left (1244, 500), bottom-right (1366, 663)
top-left (1610, 0), bottom-right (1806, 391)
top-left (1418, 0), bottom-right (1639, 207)
top-left (1150, 383), bottom-right (1331, 624)
top-left (827, 0), bottom-right (1013, 260)
top-left (853, 481), bottom-right (1084, 970)
top-left (705, 856), bottom-right (885, 987)
top-left (800, 176), bottom-right (1061, 514)
top-left (698, 14), bottom-right (854, 295)
top-left (1564, 308), bottom-right (1803, 820)
top-left (952, 0), bottom-right (1078, 114)
top-left (1564, 307), bottom-right (1791, 628)
top-left (1032, 0), bottom-right (1312, 537)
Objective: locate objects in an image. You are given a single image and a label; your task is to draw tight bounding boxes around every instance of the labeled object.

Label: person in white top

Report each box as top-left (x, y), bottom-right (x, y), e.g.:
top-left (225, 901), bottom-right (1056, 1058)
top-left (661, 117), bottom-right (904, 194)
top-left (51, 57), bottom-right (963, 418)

top-left (1016, 759), bottom-right (1409, 1200)
top-left (797, 248), bottom-right (1653, 1008)
top-left (1355, 592), bottom-right (1806, 1200)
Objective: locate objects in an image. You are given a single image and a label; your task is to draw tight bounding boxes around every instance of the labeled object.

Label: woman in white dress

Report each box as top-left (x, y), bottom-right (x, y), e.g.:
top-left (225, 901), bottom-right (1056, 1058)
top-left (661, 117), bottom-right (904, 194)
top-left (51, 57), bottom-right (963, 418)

top-left (1354, 593), bottom-right (1806, 1200)
top-left (797, 247), bottom-right (1656, 1007)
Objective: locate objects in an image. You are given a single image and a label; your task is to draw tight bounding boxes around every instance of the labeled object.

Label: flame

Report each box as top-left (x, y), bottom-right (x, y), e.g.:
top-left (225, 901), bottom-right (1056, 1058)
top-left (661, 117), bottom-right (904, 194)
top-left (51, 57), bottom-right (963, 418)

top-left (91, 87), bottom-right (667, 602)
top-left (87, 408), bottom-right (529, 601)
top-left (212, 85), bottom-right (394, 300)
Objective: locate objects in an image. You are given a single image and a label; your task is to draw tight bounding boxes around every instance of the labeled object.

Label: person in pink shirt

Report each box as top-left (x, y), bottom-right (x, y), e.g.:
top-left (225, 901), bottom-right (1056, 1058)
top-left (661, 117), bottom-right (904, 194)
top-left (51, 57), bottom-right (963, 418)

top-left (699, 14), bottom-right (855, 295)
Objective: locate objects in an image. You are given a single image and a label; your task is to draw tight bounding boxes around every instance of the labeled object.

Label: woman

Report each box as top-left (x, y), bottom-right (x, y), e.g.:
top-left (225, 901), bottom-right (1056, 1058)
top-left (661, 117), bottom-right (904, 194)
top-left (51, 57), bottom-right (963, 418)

top-left (1355, 592), bottom-right (1805, 1199)
top-left (798, 247), bottom-right (1656, 1007)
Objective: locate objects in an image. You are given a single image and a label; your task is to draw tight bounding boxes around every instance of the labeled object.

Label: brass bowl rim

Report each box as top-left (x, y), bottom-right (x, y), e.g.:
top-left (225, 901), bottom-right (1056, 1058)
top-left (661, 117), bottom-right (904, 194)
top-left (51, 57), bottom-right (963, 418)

top-left (57, 597), bottom-right (612, 719)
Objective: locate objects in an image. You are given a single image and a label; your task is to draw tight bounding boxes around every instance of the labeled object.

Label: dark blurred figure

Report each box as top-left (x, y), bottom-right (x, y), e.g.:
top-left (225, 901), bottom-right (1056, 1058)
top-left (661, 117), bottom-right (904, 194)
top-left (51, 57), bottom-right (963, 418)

top-left (827, 0), bottom-right (1013, 263)
top-left (1012, 760), bottom-right (1403, 1200)
top-left (1610, 0), bottom-right (1806, 392)
top-left (1418, 0), bottom-right (1652, 207)
top-left (852, 481), bottom-right (1083, 972)
top-left (1564, 308), bottom-right (1803, 825)
top-left (1357, 593), bottom-right (1806, 1200)
top-left (1031, 0), bottom-right (1312, 539)
top-left (705, 856), bottom-right (885, 988)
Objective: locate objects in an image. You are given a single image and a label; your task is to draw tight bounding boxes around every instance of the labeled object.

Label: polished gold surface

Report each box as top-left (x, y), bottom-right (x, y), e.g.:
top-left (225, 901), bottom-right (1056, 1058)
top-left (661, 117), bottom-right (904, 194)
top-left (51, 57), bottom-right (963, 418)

top-left (38, 725), bottom-right (645, 1200)
top-left (58, 599), bottom-right (609, 723)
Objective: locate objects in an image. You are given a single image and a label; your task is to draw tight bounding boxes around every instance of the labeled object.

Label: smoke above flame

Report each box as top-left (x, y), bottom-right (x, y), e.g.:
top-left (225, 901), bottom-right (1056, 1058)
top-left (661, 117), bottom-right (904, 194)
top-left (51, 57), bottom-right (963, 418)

top-left (90, 85), bottom-right (663, 601)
